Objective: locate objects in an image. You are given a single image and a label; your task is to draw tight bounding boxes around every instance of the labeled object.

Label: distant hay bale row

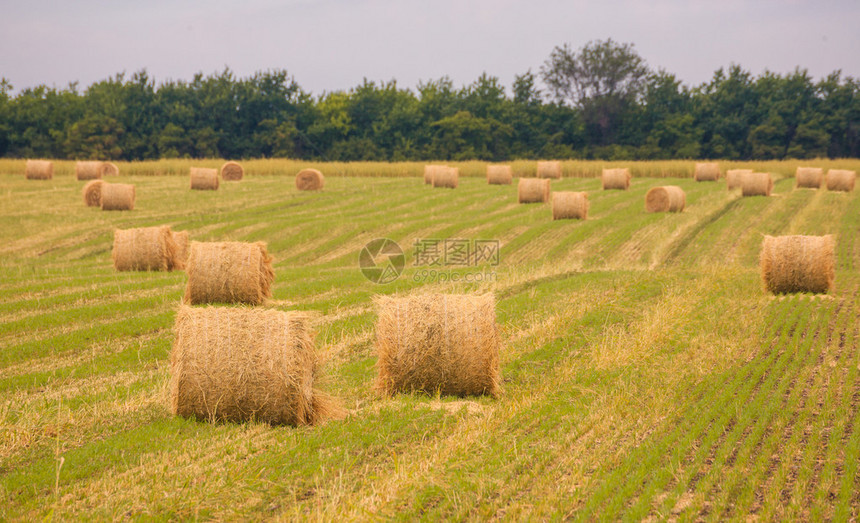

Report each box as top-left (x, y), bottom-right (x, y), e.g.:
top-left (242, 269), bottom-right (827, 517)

top-left (170, 306), bottom-right (341, 426)
top-left (433, 167), bottom-right (459, 189)
top-left (537, 160), bottom-right (562, 179)
top-left (741, 172), bottom-right (773, 197)
top-left (552, 191), bottom-right (588, 220)
top-left (645, 186), bottom-right (685, 212)
top-left (487, 165), bottom-right (513, 185)
top-left (518, 178), bottom-right (550, 203)
top-left (694, 162), bottom-right (720, 181)
top-left (760, 235), bottom-right (834, 294)
top-left (220, 161), bottom-right (244, 181)
top-left (25, 160), bottom-right (53, 180)
top-left (374, 293), bottom-right (501, 397)
top-left (826, 169), bottom-right (856, 192)
top-left (190, 167), bottom-right (219, 190)
top-left (602, 168), bottom-right (631, 190)
top-left (726, 169), bottom-right (752, 190)
top-left (113, 225), bottom-right (188, 272)
top-left (101, 183), bottom-right (135, 210)
top-left (184, 241), bottom-right (274, 305)
top-left (795, 167), bottom-right (823, 189)
top-left (82, 180), bottom-right (105, 207)
top-left (296, 168), bottom-right (325, 191)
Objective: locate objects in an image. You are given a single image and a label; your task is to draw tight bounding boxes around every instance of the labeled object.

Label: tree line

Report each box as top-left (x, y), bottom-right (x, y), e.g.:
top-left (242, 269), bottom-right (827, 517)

top-left (1, 40), bottom-right (858, 161)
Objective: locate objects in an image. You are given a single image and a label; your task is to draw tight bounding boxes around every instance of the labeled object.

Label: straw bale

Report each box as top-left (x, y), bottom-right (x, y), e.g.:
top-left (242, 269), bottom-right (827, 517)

top-left (487, 165), bottom-right (513, 185)
top-left (220, 161), bottom-right (244, 181)
top-left (183, 241), bottom-right (274, 305)
top-left (432, 167), bottom-right (459, 188)
top-left (25, 160), bottom-right (53, 180)
top-left (825, 169), bottom-right (856, 192)
top-left (552, 191), bottom-right (589, 220)
top-left (741, 172), bottom-right (773, 196)
top-left (101, 183), bottom-right (135, 210)
top-left (170, 306), bottom-right (341, 426)
top-left (82, 180), bottom-right (105, 207)
top-left (296, 168), bottom-right (324, 191)
top-left (424, 165), bottom-right (445, 185)
top-left (694, 162), bottom-right (720, 181)
top-left (537, 160), bottom-right (562, 179)
top-left (190, 167), bottom-right (219, 190)
top-left (760, 235), bottom-right (835, 294)
top-left (518, 178), bottom-right (550, 203)
top-left (103, 162), bottom-right (119, 176)
top-left (112, 226), bottom-right (178, 272)
top-left (374, 293), bottom-right (501, 397)
top-left (795, 167), bottom-right (823, 189)
top-left (75, 161), bottom-right (106, 180)
top-left (602, 168), bottom-right (631, 190)
top-left (645, 186), bottom-right (686, 212)
top-left (726, 169), bottom-right (752, 190)
top-left (169, 230), bottom-right (190, 271)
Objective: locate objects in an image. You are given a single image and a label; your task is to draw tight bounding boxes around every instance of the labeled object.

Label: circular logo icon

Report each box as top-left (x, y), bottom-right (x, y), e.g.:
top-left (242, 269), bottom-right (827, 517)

top-left (359, 238), bottom-right (405, 284)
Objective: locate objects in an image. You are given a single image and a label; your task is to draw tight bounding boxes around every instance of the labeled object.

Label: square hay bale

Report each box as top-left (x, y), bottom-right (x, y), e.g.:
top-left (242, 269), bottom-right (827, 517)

top-left (374, 293), bottom-right (501, 397)
top-left (537, 160), bottom-right (562, 179)
top-left (694, 162), bottom-right (720, 181)
top-left (170, 306), bottom-right (341, 426)
top-left (552, 191), bottom-right (589, 220)
top-left (601, 168), bottom-right (631, 190)
top-left (101, 183), bottom-right (135, 210)
top-left (518, 178), bottom-right (550, 203)
top-left (190, 167), bottom-right (219, 190)
top-left (487, 165), bottom-right (513, 185)
top-left (183, 241), bottom-right (274, 305)
top-left (760, 235), bottom-right (834, 294)
top-left (645, 186), bottom-right (686, 212)
top-left (795, 167), bottom-right (823, 189)
top-left (25, 160), bottom-right (53, 180)
top-left (112, 226), bottom-right (180, 272)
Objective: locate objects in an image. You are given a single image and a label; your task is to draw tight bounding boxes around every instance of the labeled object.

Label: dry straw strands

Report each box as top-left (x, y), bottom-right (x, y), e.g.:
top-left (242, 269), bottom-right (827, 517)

top-left (795, 167), bottom-right (823, 189)
top-left (694, 162), bottom-right (721, 181)
top-left (537, 160), bottom-right (562, 179)
top-left (825, 169), bottom-right (856, 192)
top-left (486, 165), bottom-right (513, 185)
top-left (552, 191), bottom-right (589, 220)
top-left (374, 293), bottom-right (501, 397)
top-left (741, 172), bottom-right (773, 196)
top-left (424, 165), bottom-right (445, 185)
top-left (25, 160), bottom-right (53, 180)
top-left (518, 178), bottom-right (551, 203)
top-left (190, 167), bottom-right (219, 190)
top-left (170, 230), bottom-right (190, 271)
top-left (601, 168), bottom-right (631, 190)
top-left (760, 235), bottom-right (835, 294)
top-left (170, 306), bottom-right (341, 426)
top-left (726, 169), bottom-right (752, 190)
top-left (220, 161), bottom-right (244, 181)
top-left (296, 168), bottom-right (325, 191)
top-left (103, 162), bottom-right (119, 176)
top-left (101, 183), bottom-right (135, 210)
top-left (82, 180), bottom-right (105, 207)
top-left (432, 167), bottom-right (459, 188)
top-left (645, 186), bottom-right (686, 213)
top-left (112, 226), bottom-right (179, 272)
top-left (75, 161), bottom-right (106, 180)
top-left (183, 241), bottom-right (274, 305)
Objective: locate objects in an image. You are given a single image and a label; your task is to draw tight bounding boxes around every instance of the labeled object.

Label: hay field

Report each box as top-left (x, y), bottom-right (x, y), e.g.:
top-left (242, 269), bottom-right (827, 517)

top-left (2, 163), bottom-right (860, 519)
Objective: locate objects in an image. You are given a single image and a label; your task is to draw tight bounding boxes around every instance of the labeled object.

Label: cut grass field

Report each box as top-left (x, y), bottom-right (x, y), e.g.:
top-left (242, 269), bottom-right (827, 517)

top-left (2, 162), bottom-right (860, 519)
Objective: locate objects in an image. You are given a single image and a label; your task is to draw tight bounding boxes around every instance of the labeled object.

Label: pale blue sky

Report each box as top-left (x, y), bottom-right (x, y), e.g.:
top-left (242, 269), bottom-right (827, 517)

top-left (1, 0), bottom-right (858, 94)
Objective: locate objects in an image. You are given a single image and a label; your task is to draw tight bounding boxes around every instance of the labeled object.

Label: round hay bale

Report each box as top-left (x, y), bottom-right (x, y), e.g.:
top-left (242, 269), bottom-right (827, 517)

top-left (25, 160), bottom-right (53, 180)
top-left (760, 235), bottom-right (835, 294)
top-left (645, 186), bottom-right (686, 213)
top-left (552, 191), bottom-right (589, 220)
top-left (112, 226), bottom-right (179, 272)
top-left (726, 169), bottom-right (752, 190)
top-left (825, 169), bottom-right (856, 192)
top-left (103, 162), bottom-right (120, 176)
top-left (795, 167), bottom-right (823, 189)
top-left (190, 167), bottom-right (219, 190)
top-left (183, 241), bottom-right (274, 305)
top-left (694, 162), bottom-right (721, 181)
top-left (741, 172), bottom-right (773, 197)
top-left (487, 165), bottom-right (513, 185)
top-left (75, 161), bottom-right (105, 180)
top-left (169, 230), bottom-right (190, 271)
top-left (296, 168), bottom-right (324, 191)
top-left (518, 178), bottom-right (550, 204)
top-left (424, 165), bottom-right (445, 185)
top-left (82, 180), bottom-right (105, 207)
top-left (432, 167), bottom-right (459, 189)
top-left (601, 168), bottom-right (631, 190)
top-left (170, 306), bottom-right (341, 426)
top-left (374, 293), bottom-right (501, 397)
top-left (101, 183), bottom-right (135, 211)
top-left (537, 160), bottom-right (562, 179)
top-left (220, 161), bottom-right (244, 181)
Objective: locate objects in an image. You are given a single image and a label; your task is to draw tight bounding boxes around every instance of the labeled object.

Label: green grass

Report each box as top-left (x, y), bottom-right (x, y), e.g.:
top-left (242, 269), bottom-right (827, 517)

top-left (1, 166), bottom-right (859, 520)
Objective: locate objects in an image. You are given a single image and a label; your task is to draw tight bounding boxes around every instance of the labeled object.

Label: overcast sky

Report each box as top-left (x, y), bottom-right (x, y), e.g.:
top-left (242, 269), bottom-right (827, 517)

top-left (2, 0), bottom-right (859, 96)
